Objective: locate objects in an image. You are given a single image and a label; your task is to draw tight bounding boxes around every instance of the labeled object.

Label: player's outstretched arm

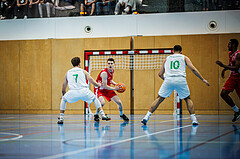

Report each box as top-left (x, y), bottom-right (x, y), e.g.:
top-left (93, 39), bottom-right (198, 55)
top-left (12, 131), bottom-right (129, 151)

top-left (216, 54), bottom-right (240, 71)
top-left (83, 70), bottom-right (101, 87)
top-left (158, 59), bottom-right (166, 80)
top-left (185, 56), bottom-right (210, 86)
top-left (62, 73), bottom-right (68, 96)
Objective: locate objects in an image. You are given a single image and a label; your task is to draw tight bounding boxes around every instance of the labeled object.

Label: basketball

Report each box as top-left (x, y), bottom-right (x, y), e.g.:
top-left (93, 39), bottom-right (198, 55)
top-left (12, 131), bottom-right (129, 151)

top-left (116, 82), bottom-right (126, 93)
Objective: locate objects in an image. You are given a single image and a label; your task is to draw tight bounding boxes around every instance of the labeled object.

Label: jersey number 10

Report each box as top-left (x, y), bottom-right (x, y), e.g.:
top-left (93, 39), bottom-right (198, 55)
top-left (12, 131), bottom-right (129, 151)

top-left (170, 60), bottom-right (180, 69)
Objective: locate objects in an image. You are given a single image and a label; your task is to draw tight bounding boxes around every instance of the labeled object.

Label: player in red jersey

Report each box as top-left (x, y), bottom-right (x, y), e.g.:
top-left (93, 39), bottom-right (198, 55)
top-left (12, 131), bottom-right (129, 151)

top-left (216, 39), bottom-right (240, 122)
top-left (94, 58), bottom-right (129, 122)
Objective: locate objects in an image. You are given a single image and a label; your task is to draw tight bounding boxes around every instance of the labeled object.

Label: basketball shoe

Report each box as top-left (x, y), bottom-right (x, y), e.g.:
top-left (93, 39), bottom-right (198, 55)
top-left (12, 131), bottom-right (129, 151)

top-left (192, 120), bottom-right (199, 125)
top-left (57, 117), bottom-right (64, 124)
top-left (232, 111), bottom-right (240, 122)
top-left (120, 114), bottom-right (129, 121)
top-left (94, 114), bottom-right (100, 122)
top-left (141, 119), bottom-right (147, 125)
top-left (102, 115), bottom-right (111, 121)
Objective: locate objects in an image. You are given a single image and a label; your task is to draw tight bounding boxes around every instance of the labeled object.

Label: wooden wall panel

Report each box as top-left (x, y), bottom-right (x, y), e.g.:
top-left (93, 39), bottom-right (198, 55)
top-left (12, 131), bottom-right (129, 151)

top-left (0, 41), bottom-right (19, 110)
top-left (155, 36), bottom-right (181, 48)
top-left (109, 37), bottom-right (132, 50)
top-left (52, 39), bottom-right (85, 113)
top-left (134, 70), bottom-right (155, 114)
top-left (218, 34), bottom-right (240, 113)
top-left (134, 36), bottom-right (155, 49)
top-left (20, 40), bottom-right (52, 110)
top-left (85, 38), bottom-right (110, 51)
top-left (181, 35), bottom-right (219, 114)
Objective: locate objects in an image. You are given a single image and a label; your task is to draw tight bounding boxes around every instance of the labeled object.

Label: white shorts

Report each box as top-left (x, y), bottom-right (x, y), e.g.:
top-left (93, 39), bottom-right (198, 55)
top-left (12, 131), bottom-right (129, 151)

top-left (63, 88), bottom-right (96, 104)
top-left (158, 77), bottom-right (190, 99)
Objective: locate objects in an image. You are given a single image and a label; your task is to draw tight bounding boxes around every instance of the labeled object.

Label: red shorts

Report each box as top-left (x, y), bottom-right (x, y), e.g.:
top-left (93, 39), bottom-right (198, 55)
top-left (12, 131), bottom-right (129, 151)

top-left (223, 75), bottom-right (240, 97)
top-left (94, 88), bottom-right (117, 102)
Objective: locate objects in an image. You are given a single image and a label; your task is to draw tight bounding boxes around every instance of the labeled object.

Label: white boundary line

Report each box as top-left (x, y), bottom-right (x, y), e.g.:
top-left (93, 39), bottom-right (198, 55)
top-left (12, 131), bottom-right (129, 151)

top-left (0, 132), bottom-right (23, 142)
top-left (39, 124), bottom-right (192, 159)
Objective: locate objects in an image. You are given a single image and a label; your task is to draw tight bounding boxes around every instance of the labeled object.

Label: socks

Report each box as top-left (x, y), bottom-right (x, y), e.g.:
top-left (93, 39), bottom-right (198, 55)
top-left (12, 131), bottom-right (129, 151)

top-left (99, 110), bottom-right (106, 117)
top-left (119, 111), bottom-right (123, 116)
top-left (95, 109), bottom-right (99, 115)
top-left (144, 111), bottom-right (152, 121)
top-left (60, 113), bottom-right (64, 120)
top-left (232, 105), bottom-right (239, 112)
top-left (190, 114), bottom-right (197, 121)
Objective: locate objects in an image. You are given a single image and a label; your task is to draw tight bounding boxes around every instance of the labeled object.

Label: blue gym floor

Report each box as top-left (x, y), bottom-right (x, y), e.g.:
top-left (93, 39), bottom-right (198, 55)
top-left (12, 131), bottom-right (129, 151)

top-left (0, 114), bottom-right (239, 159)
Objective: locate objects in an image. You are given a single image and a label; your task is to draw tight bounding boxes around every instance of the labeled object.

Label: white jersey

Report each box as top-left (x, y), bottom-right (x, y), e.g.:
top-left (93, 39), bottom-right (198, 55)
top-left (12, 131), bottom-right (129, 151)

top-left (164, 54), bottom-right (186, 78)
top-left (66, 67), bottom-right (88, 90)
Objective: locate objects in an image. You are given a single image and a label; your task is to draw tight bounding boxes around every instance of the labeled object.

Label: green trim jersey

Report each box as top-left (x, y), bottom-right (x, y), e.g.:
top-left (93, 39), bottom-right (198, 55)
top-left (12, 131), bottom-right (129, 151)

top-left (164, 54), bottom-right (186, 78)
top-left (67, 67), bottom-right (88, 90)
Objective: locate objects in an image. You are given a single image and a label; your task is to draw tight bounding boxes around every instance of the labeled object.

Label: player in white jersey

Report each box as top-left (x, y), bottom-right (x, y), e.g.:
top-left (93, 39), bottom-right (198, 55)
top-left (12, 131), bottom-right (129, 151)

top-left (57, 57), bottom-right (111, 124)
top-left (141, 45), bottom-right (210, 125)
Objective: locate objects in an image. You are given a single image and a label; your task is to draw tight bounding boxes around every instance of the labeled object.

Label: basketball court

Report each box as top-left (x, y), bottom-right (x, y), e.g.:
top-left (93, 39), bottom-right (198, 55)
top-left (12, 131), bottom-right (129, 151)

top-left (0, 114), bottom-right (239, 159)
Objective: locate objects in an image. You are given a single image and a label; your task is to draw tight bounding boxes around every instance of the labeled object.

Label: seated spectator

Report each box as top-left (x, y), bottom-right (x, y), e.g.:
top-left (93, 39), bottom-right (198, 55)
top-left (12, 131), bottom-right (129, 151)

top-left (75, 0), bottom-right (84, 15)
top-left (55, 0), bottom-right (75, 10)
top-left (38, 0), bottom-right (55, 18)
top-left (114, 0), bottom-right (135, 15)
top-left (96, 0), bottom-right (115, 15)
top-left (202, 0), bottom-right (216, 11)
top-left (14, 0), bottom-right (28, 19)
top-left (0, 0), bottom-right (7, 19)
top-left (29, 0), bottom-right (40, 18)
top-left (4, 0), bottom-right (16, 19)
top-left (85, 0), bottom-right (95, 15)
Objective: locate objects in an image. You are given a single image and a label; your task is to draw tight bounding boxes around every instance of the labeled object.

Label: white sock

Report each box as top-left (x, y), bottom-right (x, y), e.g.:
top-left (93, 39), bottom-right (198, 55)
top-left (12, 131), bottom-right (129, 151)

top-left (60, 99), bottom-right (67, 111)
top-left (60, 113), bottom-right (64, 120)
top-left (144, 111), bottom-right (152, 121)
top-left (95, 109), bottom-right (99, 115)
top-left (232, 105), bottom-right (239, 112)
top-left (99, 110), bottom-right (105, 117)
top-left (190, 114), bottom-right (197, 121)
top-left (119, 111), bottom-right (123, 116)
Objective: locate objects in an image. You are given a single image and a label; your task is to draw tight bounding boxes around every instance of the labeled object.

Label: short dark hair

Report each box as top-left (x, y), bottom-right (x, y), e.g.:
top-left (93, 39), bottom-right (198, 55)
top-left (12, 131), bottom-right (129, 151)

top-left (173, 45), bottom-right (182, 52)
top-left (71, 57), bottom-right (80, 67)
top-left (230, 39), bottom-right (239, 48)
top-left (107, 58), bottom-right (115, 63)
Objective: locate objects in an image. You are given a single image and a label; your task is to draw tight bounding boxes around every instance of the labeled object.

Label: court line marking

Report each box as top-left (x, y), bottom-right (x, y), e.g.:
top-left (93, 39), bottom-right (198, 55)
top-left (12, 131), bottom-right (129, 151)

top-left (38, 124), bottom-right (192, 159)
top-left (18, 139), bottom-right (240, 144)
top-left (168, 126), bottom-right (240, 158)
top-left (0, 125), bottom-right (44, 131)
top-left (0, 132), bottom-right (23, 142)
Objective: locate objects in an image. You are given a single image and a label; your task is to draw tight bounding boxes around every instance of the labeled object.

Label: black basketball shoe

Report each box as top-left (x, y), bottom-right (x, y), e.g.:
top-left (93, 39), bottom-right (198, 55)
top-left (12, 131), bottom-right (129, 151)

top-left (120, 114), bottom-right (129, 121)
top-left (232, 111), bottom-right (240, 122)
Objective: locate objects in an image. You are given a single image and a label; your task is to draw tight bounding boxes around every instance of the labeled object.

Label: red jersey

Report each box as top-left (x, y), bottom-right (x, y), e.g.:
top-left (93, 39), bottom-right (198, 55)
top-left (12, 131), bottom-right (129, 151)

top-left (229, 50), bottom-right (240, 77)
top-left (96, 68), bottom-right (114, 91)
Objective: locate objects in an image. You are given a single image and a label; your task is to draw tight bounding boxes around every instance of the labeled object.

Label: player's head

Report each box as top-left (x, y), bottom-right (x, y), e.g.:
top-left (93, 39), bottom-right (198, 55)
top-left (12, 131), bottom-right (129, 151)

top-left (173, 45), bottom-right (182, 53)
top-left (71, 57), bottom-right (81, 67)
top-left (107, 58), bottom-right (115, 71)
top-left (228, 39), bottom-right (239, 51)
